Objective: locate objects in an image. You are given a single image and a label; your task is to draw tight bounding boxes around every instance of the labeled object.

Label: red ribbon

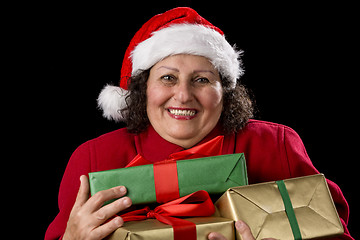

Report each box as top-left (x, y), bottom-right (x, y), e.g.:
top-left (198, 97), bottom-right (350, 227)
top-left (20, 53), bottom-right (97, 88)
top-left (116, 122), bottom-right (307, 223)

top-left (125, 135), bottom-right (224, 167)
top-left (153, 161), bottom-right (180, 203)
top-left (120, 190), bottom-right (215, 240)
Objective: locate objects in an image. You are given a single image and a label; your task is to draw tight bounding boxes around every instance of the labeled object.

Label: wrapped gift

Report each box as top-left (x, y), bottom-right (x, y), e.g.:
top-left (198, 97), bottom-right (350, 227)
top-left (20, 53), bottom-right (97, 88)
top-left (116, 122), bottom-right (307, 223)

top-left (106, 217), bottom-right (234, 240)
top-left (107, 190), bottom-right (234, 240)
top-left (215, 174), bottom-right (344, 240)
top-left (89, 153), bottom-right (248, 205)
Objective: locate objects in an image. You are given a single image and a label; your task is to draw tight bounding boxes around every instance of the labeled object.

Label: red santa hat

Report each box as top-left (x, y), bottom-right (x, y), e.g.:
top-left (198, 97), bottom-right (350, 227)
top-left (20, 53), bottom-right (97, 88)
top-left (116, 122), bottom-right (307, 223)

top-left (98, 7), bottom-right (243, 122)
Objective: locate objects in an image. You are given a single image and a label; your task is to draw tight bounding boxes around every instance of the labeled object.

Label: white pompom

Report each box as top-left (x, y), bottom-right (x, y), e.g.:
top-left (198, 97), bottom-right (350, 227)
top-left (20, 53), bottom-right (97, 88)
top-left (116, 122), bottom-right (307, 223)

top-left (97, 85), bottom-right (128, 122)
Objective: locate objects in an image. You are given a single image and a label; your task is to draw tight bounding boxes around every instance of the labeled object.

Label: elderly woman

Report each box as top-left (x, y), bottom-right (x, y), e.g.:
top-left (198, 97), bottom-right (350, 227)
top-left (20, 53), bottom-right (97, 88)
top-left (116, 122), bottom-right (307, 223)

top-left (45, 7), bottom-right (352, 240)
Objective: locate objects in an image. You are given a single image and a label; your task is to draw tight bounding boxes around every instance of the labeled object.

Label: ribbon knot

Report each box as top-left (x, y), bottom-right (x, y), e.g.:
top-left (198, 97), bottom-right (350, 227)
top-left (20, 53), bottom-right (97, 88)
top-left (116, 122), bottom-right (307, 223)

top-left (146, 210), bottom-right (156, 219)
top-left (120, 190), bottom-right (215, 240)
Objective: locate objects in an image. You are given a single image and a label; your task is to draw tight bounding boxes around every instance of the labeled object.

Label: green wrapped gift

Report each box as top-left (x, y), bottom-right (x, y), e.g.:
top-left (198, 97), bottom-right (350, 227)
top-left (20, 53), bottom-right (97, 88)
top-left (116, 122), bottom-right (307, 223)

top-left (89, 153), bottom-right (248, 205)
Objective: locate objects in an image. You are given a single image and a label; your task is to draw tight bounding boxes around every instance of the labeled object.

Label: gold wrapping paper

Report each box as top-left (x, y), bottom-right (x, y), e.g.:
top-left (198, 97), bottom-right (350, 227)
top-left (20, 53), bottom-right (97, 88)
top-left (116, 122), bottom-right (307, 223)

top-left (106, 217), bottom-right (234, 240)
top-left (215, 174), bottom-right (344, 240)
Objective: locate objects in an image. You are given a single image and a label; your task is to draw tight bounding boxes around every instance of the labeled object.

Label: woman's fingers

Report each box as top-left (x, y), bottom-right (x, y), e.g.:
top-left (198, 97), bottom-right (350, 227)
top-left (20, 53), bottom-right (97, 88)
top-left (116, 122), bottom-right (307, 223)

top-left (64, 176), bottom-right (132, 240)
top-left (235, 220), bottom-right (255, 240)
top-left (208, 220), bottom-right (255, 240)
top-left (88, 216), bottom-right (124, 240)
top-left (94, 196), bottom-right (132, 224)
top-left (208, 232), bottom-right (227, 240)
top-left (71, 175), bottom-right (90, 212)
top-left (82, 185), bottom-right (128, 213)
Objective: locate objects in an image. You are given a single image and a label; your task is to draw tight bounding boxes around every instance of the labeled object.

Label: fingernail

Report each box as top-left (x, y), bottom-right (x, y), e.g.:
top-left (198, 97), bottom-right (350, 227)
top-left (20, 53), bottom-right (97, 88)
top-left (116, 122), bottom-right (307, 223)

top-left (119, 186), bottom-right (126, 194)
top-left (114, 217), bottom-right (123, 227)
top-left (79, 175), bottom-right (85, 183)
top-left (235, 221), bottom-right (244, 229)
top-left (207, 232), bottom-right (217, 240)
top-left (122, 197), bottom-right (132, 207)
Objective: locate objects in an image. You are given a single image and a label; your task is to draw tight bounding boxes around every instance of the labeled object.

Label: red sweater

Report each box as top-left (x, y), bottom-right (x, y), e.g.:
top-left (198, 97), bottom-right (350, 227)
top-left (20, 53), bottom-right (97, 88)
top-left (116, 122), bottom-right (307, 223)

top-left (45, 120), bottom-right (353, 239)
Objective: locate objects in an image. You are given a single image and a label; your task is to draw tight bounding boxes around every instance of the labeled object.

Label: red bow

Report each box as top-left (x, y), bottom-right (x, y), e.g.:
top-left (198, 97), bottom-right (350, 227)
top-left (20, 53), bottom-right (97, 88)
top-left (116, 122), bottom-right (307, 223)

top-left (120, 190), bottom-right (215, 240)
top-left (125, 135), bottom-right (224, 167)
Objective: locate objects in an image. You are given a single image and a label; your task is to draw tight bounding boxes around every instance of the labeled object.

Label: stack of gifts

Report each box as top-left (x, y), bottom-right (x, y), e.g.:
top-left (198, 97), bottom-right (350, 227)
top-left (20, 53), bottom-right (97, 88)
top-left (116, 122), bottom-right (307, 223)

top-left (88, 136), bottom-right (344, 239)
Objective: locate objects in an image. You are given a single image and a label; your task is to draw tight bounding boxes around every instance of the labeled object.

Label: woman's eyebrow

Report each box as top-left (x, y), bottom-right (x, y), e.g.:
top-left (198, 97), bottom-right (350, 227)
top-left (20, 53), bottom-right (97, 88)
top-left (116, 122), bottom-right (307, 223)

top-left (156, 66), bottom-right (179, 72)
top-left (193, 70), bottom-right (215, 75)
top-left (156, 66), bottom-right (215, 75)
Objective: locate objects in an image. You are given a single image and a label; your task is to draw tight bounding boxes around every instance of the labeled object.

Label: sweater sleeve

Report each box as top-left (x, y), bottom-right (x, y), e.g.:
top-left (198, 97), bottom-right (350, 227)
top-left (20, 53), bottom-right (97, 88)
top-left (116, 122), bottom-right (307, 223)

top-left (45, 141), bottom-right (92, 240)
top-left (283, 127), bottom-right (353, 240)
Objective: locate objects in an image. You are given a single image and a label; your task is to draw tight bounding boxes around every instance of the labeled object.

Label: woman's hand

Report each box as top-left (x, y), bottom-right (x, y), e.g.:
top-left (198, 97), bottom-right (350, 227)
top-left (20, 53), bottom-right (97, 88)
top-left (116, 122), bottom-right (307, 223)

top-left (208, 220), bottom-right (276, 240)
top-left (63, 175), bottom-right (132, 240)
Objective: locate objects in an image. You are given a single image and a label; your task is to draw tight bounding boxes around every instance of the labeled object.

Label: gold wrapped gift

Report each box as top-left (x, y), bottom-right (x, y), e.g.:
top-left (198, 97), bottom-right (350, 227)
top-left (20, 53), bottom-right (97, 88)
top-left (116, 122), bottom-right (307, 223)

top-left (106, 217), bottom-right (234, 240)
top-left (215, 174), bottom-right (343, 240)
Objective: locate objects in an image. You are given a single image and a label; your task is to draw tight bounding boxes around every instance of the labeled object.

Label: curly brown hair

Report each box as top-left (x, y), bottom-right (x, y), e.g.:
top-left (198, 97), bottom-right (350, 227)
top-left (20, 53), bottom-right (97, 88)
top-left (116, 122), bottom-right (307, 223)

top-left (121, 70), bottom-right (254, 134)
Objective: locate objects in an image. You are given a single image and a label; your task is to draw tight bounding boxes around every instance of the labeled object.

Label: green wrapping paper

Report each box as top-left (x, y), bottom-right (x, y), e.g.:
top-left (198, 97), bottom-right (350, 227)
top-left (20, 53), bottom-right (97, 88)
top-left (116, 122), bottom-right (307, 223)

top-left (89, 153), bottom-right (248, 205)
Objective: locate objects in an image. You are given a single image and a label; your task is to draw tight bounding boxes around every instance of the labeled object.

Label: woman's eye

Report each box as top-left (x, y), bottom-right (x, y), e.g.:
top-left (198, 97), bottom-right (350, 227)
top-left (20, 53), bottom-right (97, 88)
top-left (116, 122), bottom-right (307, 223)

top-left (195, 77), bottom-right (210, 84)
top-left (160, 75), bottom-right (177, 86)
top-left (161, 75), bottom-right (174, 81)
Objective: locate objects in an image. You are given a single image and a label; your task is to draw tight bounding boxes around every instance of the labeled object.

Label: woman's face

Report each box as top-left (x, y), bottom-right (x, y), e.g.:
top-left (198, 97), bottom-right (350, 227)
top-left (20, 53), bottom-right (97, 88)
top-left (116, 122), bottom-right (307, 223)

top-left (146, 54), bottom-right (223, 148)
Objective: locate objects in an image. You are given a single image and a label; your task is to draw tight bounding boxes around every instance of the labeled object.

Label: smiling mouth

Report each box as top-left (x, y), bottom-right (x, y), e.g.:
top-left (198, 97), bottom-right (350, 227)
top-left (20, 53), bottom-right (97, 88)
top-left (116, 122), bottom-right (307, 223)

top-left (166, 108), bottom-right (198, 119)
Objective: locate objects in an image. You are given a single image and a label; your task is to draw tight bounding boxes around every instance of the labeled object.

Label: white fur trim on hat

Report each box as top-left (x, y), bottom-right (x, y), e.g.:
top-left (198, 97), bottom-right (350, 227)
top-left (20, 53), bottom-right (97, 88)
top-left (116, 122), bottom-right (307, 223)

top-left (97, 85), bottom-right (128, 122)
top-left (131, 24), bottom-right (243, 88)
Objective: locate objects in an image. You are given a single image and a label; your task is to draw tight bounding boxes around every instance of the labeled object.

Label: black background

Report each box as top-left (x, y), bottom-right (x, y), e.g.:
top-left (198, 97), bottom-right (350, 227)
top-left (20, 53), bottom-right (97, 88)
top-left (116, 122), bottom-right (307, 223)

top-left (10, 1), bottom-right (358, 239)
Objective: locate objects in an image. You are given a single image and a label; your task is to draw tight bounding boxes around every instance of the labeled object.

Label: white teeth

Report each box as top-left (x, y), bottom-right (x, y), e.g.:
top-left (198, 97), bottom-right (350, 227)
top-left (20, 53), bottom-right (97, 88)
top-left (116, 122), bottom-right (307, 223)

top-left (169, 109), bottom-right (196, 116)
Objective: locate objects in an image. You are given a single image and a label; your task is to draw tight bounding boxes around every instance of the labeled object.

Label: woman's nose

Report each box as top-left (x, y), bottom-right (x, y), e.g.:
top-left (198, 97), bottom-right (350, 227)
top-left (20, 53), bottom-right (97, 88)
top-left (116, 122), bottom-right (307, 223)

top-left (173, 81), bottom-right (194, 104)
